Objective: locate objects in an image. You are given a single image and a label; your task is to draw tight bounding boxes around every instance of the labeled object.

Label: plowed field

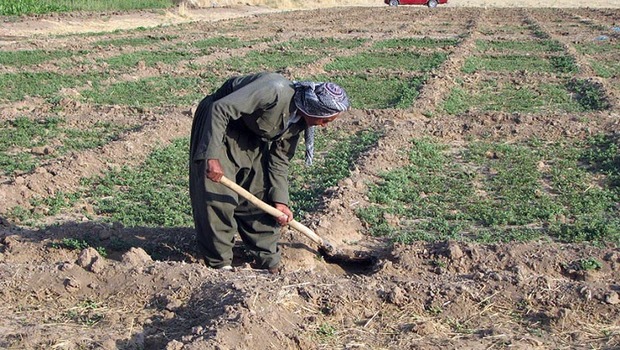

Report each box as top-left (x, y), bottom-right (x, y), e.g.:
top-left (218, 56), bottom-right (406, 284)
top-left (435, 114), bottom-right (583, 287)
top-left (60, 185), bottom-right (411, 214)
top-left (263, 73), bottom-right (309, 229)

top-left (1, 4), bottom-right (620, 350)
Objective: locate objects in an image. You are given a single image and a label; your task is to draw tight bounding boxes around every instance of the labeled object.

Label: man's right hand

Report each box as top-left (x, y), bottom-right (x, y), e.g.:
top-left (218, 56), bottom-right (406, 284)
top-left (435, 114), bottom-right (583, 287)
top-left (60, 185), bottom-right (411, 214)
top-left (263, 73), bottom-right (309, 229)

top-left (206, 159), bottom-right (224, 182)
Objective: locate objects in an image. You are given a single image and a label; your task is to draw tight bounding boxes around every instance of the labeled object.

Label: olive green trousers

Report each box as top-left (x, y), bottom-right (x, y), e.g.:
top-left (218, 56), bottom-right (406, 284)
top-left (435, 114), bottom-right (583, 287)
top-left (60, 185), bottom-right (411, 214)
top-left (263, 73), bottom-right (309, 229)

top-left (189, 109), bottom-right (280, 270)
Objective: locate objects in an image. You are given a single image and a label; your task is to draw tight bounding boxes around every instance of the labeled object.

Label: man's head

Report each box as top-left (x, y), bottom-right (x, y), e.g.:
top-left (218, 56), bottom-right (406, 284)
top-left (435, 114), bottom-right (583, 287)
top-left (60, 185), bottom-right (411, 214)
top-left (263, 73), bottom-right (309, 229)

top-left (294, 81), bottom-right (350, 126)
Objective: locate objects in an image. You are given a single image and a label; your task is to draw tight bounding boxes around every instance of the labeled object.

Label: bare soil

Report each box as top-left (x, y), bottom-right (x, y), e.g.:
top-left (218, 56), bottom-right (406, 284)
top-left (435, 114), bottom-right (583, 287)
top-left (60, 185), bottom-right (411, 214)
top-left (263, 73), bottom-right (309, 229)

top-left (1, 2), bottom-right (620, 350)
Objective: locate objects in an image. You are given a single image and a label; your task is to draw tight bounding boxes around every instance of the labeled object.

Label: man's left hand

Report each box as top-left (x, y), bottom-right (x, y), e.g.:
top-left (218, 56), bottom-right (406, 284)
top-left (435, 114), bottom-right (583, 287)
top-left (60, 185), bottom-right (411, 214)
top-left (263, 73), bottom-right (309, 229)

top-left (274, 203), bottom-right (293, 226)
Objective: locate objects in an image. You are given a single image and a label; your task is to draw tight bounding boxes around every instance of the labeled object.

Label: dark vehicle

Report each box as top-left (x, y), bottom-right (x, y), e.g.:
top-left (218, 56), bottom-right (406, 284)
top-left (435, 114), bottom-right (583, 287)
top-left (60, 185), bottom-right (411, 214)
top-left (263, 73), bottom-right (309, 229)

top-left (386, 0), bottom-right (447, 7)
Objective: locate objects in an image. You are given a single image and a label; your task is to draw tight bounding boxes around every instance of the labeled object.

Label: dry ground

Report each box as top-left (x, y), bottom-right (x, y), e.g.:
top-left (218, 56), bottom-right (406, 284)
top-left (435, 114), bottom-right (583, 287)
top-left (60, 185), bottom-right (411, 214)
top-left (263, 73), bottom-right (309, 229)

top-left (1, 2), bottom-right (620, 350)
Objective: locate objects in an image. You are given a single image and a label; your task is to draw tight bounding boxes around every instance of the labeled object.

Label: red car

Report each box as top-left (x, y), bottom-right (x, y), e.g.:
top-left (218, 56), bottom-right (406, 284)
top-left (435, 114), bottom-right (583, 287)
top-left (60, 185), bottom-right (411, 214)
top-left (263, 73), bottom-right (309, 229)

top-left (385, 0), bottom-right (447, 7)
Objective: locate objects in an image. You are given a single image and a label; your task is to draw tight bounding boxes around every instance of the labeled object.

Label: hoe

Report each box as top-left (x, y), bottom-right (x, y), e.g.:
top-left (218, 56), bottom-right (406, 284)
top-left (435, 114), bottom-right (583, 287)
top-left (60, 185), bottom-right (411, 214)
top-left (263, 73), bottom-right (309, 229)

top-left (219, 176), bottom-right (377, 268)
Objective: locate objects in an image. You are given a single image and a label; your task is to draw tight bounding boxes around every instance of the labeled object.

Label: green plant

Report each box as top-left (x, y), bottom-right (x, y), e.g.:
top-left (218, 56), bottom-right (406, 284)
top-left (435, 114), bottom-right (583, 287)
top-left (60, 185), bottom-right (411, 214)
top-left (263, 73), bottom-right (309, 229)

top-left (462, 55), bottom-right (554, 73)
top-left (326, 51), bottom-right (446, 73)
top-left (217, 49), bottom-right (320, 72)
top-left (319, 74), bottom-right (425, 109)
top-left (549, 55), bottom-right (579, 74)
top-left (317, 323), bottom-right (337, 337)
top-left (286, 37), bottom-right (367, 51)
top-left (53, 238), bottom-right (89, 251)
top-left (63, 299), bottom-right (105, 326)
top-left (577, 257), bottom-right (603, 271)
top-left (290, 129), bottom-right (381, 218)
top-left (0, 0), bottom-right (173, 15)
top-left (590, 60), bottom-right (620, 79)
top-left (102, 49), bottom-right (194, 70)
top-left (82, 75), bottom-right (209, 107)
top-left (566, 78), bottom-right (611, 111)
top-left (475, 39), bottom-right (563, 53)
top-left (0, 49), bottom-right (83, 67)
top-left (358, 137), bottom-right (620, 245)
top-left (93, 35), bottom-right (178, 48)
top-left (443, 82), bottom-right (583, 115)
top-left (0, 72), bottom-right (95, 102)
top-left (373, 37), bottom-right (459, 49)
top-left (564, 257), bottom-right (603, 271)
top-left (83, 138), bottom-right (193, 227)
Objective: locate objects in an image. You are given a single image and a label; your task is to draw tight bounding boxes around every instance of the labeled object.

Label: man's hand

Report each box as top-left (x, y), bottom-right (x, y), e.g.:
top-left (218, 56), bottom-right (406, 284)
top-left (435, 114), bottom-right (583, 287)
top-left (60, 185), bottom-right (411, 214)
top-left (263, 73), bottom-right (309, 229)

top-left (274, 202), bottom-right (293, 226)
top-left (206, 159), bottom-right (224, 182)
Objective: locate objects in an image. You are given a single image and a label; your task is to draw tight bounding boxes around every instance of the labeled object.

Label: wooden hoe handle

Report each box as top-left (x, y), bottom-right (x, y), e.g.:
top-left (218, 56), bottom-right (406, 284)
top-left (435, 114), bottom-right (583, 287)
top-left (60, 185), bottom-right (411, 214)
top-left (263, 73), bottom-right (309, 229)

top-left (218, 176), bottom-right (329, 248)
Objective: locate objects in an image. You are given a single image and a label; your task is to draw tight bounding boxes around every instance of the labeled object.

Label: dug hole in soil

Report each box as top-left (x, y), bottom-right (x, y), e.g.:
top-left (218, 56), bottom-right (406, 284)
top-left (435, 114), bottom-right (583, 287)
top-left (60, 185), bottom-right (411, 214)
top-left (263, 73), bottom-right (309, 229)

top-left (1, 2), bottom-right (620, 350)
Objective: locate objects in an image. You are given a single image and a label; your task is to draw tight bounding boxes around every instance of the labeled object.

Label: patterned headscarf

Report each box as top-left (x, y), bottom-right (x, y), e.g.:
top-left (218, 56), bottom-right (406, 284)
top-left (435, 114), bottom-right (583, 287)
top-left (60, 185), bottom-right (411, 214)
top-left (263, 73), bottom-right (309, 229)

top-left (293, 81), bottom-right (350, 118)
top-left (293, 81), bottom-right (350, 166)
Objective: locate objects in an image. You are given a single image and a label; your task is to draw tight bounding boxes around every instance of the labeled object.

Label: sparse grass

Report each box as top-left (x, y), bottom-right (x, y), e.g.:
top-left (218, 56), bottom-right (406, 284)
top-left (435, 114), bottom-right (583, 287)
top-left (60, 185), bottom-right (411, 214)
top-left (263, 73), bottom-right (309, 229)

top-left (82, 138), bottom-right (192, 228)
top-left (474, 39), bottom-right (563, 53)
top-left (285, 38), bottom-right (367, 51)
top-left (442, 81), bottom-right (584, 114)
top-left (59, 299), bottom-right (106, 327)
top-left (0, 72), bottom-right (96, 102)
top-left (317, 323), bottom-right (337, 338)
top-left (289, 129), bottom-right (382, 218)
top-left (373, 37), bottom-right (459, 49)
top-left (0, 117), bottom-right (134, 176)
top-left (526, 21), bottom-right (550, 40)
top-left (101, 49), bottom-right (195, 70)
top-left (0, 0), bottom-right (173, 16)
top-left (462, 55), bottom-right (555, 73)
top-left (0, 49), bottom-right (85, 67)
top-left (357, 137), bottom-right (620, 245)
top-left (92, 35), bottom-right (179, 48)
top-left (590, 59), bottom-right (620, 79)
top-left (325, 51), bottom-right (447, 73)
top-left (575, 42), bottom-right (620, 55)
top-left (82, 75), bottom-right (211, 107)
top-left (319, 74), bottom-right (425, 109)
top-left (479, 25), bottom-right (526, 35)
top-left (216, 49), bottom-right (321, 73)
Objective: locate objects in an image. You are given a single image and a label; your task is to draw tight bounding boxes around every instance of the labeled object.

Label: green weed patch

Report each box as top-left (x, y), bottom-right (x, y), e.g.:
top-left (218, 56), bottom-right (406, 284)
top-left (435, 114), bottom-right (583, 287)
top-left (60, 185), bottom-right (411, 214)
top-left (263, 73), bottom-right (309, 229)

top-left (549, 55), bottom-right (579, 74)
top-left (83, 138), bottom-right (192, 228)
top-left (575, 42), bottom-right (620, 55)
top-left (93, 35), bottom-right (179, 48)
top-left (0, 116), bottom-right (135, 176)
top-left (474, 39), bottom-right (564, 53)
top-left (0, 49), bottom-right (85, 67)
top-left (325, 51), bottom-right (447, 73)
top-left (591, 59), bottom-right (620, 79)
top-left (442, 81), bottom-right (584, 114)
top-left (285, 38), bottom-right (367, 51)
top-left (314, 74), bottom-right (425, 109)
top-left (0, 72), bottom-right (95, 102)
top-left (102, 50), bottom-right (194, 70)
top-left (0, 0), bottom-right (68, 15)
top-left (373, 37), bottom-right (459, 49)
top-left (358, 137), bottom-right (620, 245)
top-left (289, 129), bottom-right (382, 217)
top-left (566, 78), bottom-right (611, 111)
top-left (82, 75), bottom-right (211, 107)
top-left (462, 55), bottom-right (554, 73)
top-left (217, 49), bottom-right (320, 72)
top-left (0, 0), bottom-right (172, 15)
top-left (190, 36), bottom-right (261, 50)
